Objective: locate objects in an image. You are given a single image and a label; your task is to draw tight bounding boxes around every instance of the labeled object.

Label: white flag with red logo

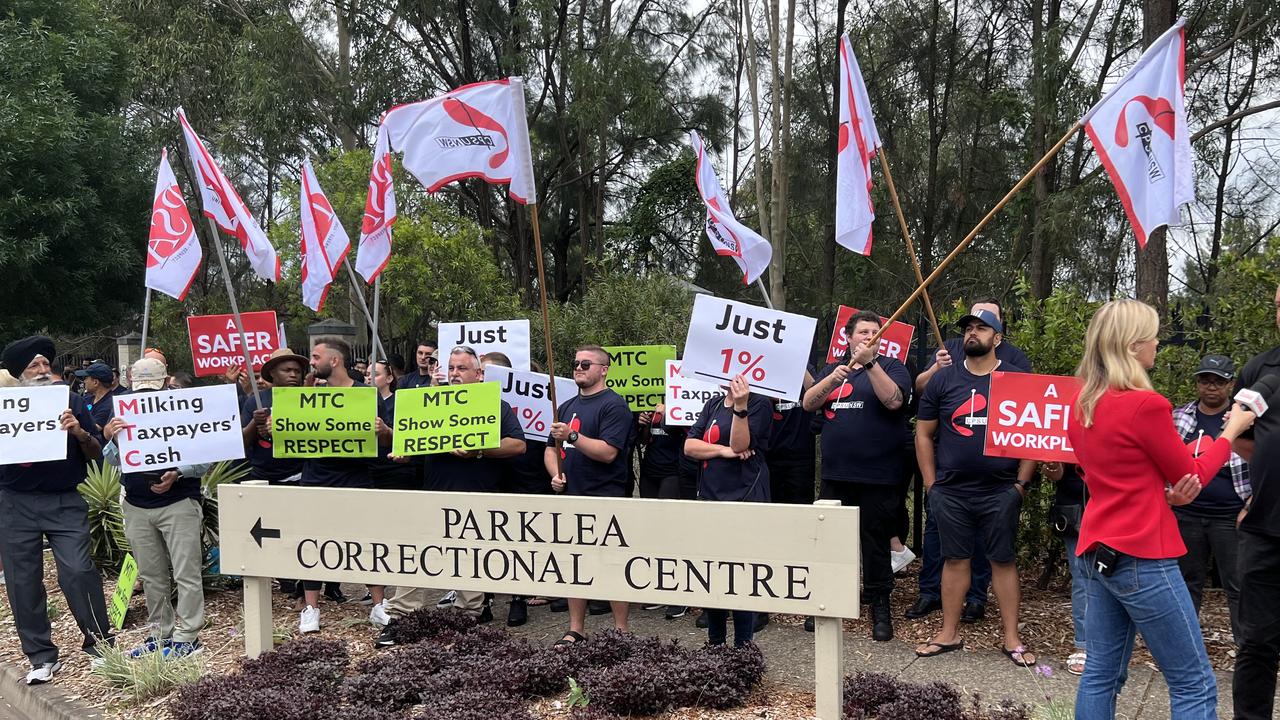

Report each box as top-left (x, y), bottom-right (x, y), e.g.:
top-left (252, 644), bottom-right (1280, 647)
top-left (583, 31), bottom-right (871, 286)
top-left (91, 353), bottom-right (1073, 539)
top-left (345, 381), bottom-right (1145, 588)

top-left (835, 34), bottom-right (881, 256)
top-left (299, 159), bottom-right (346, 311)
top-left (689, 131), bottom-right (772, 285)
top-left (355, 123), bottom-right (397, 283)
top-left (1082, 19), bottom-right (1193, 248)
top-left (176, 108), bottom-right (280, 281)
top-left (145, 149), bottom-right (202, 301)
top-left (380, 77), bottom-right (536, 205)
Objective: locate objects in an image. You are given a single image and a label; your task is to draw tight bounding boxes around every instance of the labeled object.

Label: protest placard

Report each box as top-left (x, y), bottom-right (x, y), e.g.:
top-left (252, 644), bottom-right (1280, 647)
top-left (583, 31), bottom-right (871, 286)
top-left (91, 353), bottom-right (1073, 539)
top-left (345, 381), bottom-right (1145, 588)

top-left (825, 305), bottom-right (916, 364)
top-left (271, 386), bottom-right (378, 458)
top-left (984, 371), bottom-right (1081, 463)
top-left (393, 382), bottom-right (502, 455)
top-left (663, 360), bottom-right (722, 426)
top-left (108, 554), bottom-right (138, 630)
top-left (438, 319), bottom-right (531, 371)
top-left (604, 345), bottom-right (676, 411)
top-left (113, 385), bottom-right (244, 472)
top-left (187, 310), bottom-right (280, 377)
top-left (485, 366), bottom-right (576, 442)
top-left (0, 386), bottom-right (68, 465)
top-left (680, 295), bottom-right (817, 402)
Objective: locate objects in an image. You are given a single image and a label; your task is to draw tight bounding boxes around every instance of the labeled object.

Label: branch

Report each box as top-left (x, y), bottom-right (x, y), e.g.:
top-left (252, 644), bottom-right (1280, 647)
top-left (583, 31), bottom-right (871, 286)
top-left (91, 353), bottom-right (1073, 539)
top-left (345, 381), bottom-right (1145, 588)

top-left (1191, 100), bottom-right (1280, 143)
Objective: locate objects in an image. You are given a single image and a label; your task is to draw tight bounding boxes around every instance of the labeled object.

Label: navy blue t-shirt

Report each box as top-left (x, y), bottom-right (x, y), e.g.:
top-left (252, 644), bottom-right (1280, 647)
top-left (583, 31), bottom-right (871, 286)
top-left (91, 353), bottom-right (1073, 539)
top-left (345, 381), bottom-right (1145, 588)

top-left (926, 338), bottom-right (1031, 373)
top-left (398, 370), bottom-right (434, 390)
top-left (558, 389), bottom-right (633, 497)
top-left (1175, 408), bottom-right (1243, 518)
top-left (120, 466), bottom-right (202, 509)
top-left (0, 385), bottom-right (99, 494)
top-left (813, 358), bottom-right (912, 484)
top-left (372, 393), bottom-right (422, 490)
top-left (83, 386), bottom-right (129, 433)
top-left (767, 397), bottom-right (817, 468)
top-left (918, 361), bottom-right (1023, 494)
top-left (301, 382), bottom-right (373, 488)
top-left (640, 408), bottom-right (695, 479)
top-left (424, 400), bottom-right (523, 492)
top-left (688, 394), bottom-right (772, 502)
top-left (240, 393), bottom-right (305, 483)
top-left (504, 438), bottom-right (550, 494)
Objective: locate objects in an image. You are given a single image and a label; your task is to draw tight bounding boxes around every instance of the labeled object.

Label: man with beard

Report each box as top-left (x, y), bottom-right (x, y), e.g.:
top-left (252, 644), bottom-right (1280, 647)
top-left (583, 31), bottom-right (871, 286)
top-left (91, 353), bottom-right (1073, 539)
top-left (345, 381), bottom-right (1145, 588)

top-left (0, 337), bottom-right (113, 684)
top-left (546, 345), bottom-right (634, 647)
top-left (913, 311), bottom-right (1037, 665)
top-left (76, 362), bottom-right (127, 432)
top-left (397, 341), bottom-right (439, 389)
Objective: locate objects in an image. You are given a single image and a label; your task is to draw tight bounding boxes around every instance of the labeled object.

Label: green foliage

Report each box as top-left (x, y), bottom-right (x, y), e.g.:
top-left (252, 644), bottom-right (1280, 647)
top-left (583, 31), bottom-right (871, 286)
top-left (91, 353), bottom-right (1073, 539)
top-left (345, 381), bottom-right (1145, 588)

top-left (80, 461), bottom-right (130, 571)
top-left (91, 633), bottom-right (207, 703)
top-left (547, 273), bottom-right (696, 374)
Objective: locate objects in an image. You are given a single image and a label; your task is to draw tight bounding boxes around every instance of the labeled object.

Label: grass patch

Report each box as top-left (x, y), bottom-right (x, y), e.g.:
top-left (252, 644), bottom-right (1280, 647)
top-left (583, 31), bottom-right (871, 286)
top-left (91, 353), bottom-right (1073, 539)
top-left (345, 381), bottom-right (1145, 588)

top-left (90, 639), bottom-right (206, 703)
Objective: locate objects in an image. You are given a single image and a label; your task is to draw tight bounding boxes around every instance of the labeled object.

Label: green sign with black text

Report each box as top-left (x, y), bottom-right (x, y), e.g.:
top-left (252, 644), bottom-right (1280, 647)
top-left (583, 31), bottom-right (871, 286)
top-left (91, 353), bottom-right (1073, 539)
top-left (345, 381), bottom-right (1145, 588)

top-left (271, 386), bottom-right (378, 458)
top-left (393, 382), bottom-right (502, 456)
top-left (603, 345), bottom-right (676, 411)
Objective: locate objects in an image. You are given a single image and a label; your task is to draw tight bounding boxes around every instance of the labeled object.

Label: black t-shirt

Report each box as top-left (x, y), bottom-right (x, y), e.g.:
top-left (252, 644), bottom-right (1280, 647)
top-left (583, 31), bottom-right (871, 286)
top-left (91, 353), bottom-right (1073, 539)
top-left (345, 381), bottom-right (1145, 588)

top-left (918, 361), bottom-right (1023, 494)
top-left (813, 359), bottom-right (912, 484)
top-left (1052, 463), bottom-right (1086, 505)
top-left (424, 400), bottom-right (523, 492)
top-left (84, 386), bottom-right (129, 433)
top-left (640, 409), bottom-right (685, 478)
top-left (688, 394), bottom-right (772, 502)
top-left (240, 393), bottom-right (305, 483)
top-left (767, 398), bottom-right (816, 467)
top-left (121, 467), bottom-right (202, 509)
top-left (398, 370), bottom-right (434, 390)
top-left (372, 393), bottom-right (422, 490)
top-left (0, 385), bottom-right (99, 494)
top-left (504, 438), bottom-right (550, 494)
top-left (300, 382), bottom-right (374, 488)
top-left (557, 389), bottom-right (633, 497)
top-left (926, 338), bottom-right (1031, 374)
top-left (1236, 348), bottom-right (1280, 536)
top-left (1174, 408), bottom-right (1244, 518)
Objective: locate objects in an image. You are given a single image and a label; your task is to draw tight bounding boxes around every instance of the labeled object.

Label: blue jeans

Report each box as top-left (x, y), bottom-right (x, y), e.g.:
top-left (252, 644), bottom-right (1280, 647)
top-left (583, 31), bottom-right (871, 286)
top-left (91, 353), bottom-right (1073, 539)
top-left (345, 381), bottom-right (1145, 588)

top-left (919, 500), bottom-right (990, 605)
top-left (1076, 553), bottom-right (1217, 720)
top-left (706, 609), bottom-right (755, 647)
top-left (1064, 535), bottom-right (1088, 650)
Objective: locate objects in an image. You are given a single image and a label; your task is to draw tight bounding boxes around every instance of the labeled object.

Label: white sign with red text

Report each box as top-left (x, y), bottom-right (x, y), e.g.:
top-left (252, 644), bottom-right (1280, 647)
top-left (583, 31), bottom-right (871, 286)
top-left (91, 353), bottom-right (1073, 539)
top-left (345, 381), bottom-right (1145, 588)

top-left (187, 311), bottom-right (280, 377)
top-left (485, 366), bottom-right (576, 442)
top-left (826, 305), bottom-right (915, 364)
top-left (663, 361), bottom-right (721, 427)
top-left (113, 385), bottom-right (244, 472)
top-left (681, 295), bottom-right (817, 402)
top-left (983, 371), bottom-right (1080, 463)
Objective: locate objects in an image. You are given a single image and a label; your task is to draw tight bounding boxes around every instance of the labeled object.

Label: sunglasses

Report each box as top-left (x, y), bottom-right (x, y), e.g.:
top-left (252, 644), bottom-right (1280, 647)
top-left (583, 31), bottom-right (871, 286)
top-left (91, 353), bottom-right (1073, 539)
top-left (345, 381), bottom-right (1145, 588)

top-left (572, 360), bottom-right (607, 370)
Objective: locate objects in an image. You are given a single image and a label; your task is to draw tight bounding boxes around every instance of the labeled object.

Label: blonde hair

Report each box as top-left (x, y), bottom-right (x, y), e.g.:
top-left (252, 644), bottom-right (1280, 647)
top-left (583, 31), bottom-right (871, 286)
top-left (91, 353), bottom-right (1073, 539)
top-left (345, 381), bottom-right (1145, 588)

top-left (1075, 299), bottom-right (1159, 427)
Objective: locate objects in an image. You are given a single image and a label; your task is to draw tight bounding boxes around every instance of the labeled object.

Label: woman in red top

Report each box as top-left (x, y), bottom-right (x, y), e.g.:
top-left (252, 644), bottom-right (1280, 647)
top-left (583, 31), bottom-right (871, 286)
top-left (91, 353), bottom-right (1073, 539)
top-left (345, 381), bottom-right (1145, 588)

top-left (1068, 299), bottom-right (1254, 719)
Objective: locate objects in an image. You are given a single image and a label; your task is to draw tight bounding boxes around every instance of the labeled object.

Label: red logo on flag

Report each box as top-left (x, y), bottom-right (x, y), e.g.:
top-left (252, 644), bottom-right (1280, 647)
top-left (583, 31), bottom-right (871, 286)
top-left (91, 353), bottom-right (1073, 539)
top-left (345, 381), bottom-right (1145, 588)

top-left (442, 98), bottom-right (510, 169)
top-left (148, 185), bottom-right (193, 268)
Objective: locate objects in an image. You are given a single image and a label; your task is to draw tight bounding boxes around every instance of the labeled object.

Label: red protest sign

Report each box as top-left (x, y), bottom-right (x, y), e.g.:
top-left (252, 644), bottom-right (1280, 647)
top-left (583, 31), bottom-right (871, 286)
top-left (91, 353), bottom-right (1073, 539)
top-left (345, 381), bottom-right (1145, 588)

top-left (187, 311), bottom-right (280, 377)
top-left (984, 371), bottom-right (1081, 463)
top-left (826, 305), bottom-right (916, 364)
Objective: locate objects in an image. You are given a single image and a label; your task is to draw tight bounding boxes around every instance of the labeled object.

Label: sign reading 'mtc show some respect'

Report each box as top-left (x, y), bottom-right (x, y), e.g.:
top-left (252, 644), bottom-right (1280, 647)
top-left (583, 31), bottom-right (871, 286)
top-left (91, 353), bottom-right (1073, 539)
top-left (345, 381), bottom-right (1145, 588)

top-left (271, 387), bottom-right (379, 458)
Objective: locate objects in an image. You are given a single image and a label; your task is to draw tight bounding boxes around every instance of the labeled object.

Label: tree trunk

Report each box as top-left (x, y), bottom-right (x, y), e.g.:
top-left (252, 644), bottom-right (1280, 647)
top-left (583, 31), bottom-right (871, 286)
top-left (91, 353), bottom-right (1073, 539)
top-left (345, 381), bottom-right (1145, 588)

top-left (1135, 0), bottom-right (1174, 312)
top-left (821, 0), bottom-right (849, 309)
top-left (741, 0), bottom-right (770, 253)
top-left (335, 1), bottom-right (357, 152)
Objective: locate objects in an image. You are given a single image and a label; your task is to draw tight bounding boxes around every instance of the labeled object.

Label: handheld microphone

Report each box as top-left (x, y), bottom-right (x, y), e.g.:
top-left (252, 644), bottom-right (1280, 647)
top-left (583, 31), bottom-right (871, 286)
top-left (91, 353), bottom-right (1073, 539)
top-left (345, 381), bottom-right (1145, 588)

top-left (1234, 374), bottom-right (1280, 417)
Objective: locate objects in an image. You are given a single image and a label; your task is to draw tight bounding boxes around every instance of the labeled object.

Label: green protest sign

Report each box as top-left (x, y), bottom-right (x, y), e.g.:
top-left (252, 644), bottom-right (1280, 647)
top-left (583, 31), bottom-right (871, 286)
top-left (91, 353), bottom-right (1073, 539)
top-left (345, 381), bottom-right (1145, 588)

top-left (109, 553), bottom-right (138, 630)
top-left (603, 345), bottom-right (676, 411)
top-left (393, 382), bottom-right (502, 456)
top-left (271, 386), bottom-right (378, 458)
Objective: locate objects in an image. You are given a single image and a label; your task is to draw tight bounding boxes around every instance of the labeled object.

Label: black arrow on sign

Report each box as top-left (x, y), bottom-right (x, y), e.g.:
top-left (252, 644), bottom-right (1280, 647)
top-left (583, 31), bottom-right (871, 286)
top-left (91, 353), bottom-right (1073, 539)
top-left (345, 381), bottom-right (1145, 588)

top-left (250, 518), bottom-right (281, 548)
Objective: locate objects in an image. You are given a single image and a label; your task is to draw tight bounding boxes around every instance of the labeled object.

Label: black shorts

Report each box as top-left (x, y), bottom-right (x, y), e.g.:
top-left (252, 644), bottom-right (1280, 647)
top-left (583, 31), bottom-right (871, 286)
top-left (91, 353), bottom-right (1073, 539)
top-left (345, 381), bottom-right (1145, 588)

top-left (928, 484), bottom-right (1022, 563)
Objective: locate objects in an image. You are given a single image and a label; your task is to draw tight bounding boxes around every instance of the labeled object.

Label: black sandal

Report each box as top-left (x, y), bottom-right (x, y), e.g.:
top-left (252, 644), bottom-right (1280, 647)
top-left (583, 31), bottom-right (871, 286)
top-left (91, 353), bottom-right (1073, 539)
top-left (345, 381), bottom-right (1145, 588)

top-left (553, 630), bottom-right (586, 649)
top-left (915, 639), bottom-right (963, 657)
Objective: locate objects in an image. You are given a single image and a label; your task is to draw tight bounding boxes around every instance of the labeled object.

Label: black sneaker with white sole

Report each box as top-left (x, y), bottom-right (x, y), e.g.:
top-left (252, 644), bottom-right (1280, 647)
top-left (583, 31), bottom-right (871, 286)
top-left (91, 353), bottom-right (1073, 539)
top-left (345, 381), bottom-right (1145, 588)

top-left (664, 605), bottom-right (687, 619)
top-left (376, 621), bottom-right (398, 648)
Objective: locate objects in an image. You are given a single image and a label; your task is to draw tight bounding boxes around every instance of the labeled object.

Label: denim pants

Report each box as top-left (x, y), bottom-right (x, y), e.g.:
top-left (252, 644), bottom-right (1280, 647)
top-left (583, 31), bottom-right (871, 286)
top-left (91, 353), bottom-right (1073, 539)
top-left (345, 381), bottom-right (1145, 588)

top-left (1075, 553), bottom-right (1217, 720)
top-left (918, 500), bottom-right (991, 605)
top-left (706, 609), bottom-right (755, 647)
top-left (1063, 535), bottom-right (1088, 650)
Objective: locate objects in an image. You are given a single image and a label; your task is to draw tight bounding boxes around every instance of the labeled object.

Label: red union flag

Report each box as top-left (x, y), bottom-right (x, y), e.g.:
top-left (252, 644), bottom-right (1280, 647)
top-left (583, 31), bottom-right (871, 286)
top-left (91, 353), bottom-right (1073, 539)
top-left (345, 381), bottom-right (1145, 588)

top-left (984, 371), bottom-right (1081, 463)
top-left (1082, 19), bottom-right (1193, 248)
top-left (146, 149), bottom-right (202, 301)
top-left (299, 159), bottom-right (346, 311)
top-left (380, 77), bottom-right (536, 204)
top-left (176, 108), bottom-right (280, 282)
top-left (355, 123), bottom-right (396, 283)
top-left (187, 311), bottom-right (280, 377)
top-left (835, 34), bottom-right (881, 255)
top-left (689, 130), bottom-right (772, 285)
top-left (825, 305), bottom-right (914, 364)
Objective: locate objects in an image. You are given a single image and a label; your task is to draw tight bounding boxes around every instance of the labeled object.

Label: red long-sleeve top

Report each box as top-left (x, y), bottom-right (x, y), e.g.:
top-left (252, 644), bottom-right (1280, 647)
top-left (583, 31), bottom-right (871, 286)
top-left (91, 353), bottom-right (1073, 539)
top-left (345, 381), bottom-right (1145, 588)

top-left (1067, 388), bottom-right (1232, 559)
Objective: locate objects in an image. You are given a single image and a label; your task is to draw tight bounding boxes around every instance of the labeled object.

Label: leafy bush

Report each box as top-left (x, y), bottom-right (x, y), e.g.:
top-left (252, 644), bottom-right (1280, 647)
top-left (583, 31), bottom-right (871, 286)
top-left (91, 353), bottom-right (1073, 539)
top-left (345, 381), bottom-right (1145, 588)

top-left (386, 607), bottom-right (478, 644)
top-left (172, 674), bottom-right (332, 720)
top-left (873, 681), bottom-right (963, 720)
top-left (240, 637), bottom-right (349, 694)
top-left (80, 461), bottom-right (128, 571)
top-left (413, 689), bottom-right (533, 720)
top-left (843, 672), bottom-right (901, 716)
top-left (841, 673), bottom-right (1031, 720)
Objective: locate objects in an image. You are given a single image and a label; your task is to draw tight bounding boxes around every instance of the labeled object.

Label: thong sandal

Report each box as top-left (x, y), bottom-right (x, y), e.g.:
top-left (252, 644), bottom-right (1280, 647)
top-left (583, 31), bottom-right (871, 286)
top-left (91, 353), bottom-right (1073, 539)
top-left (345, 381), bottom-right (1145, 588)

top-left (915, 640), bottom-right (963, 657)
top-left (1003, 645), bottom-right (1037, 667)
top-left (553, 630), bottom-right (586, 649)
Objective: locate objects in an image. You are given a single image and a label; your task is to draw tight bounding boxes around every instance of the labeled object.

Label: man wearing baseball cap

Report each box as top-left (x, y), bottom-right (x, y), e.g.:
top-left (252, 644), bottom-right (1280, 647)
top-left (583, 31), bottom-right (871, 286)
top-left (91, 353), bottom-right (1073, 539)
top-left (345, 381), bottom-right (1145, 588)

top-left (76, 362), bottom-right (128, 433)
top-left (1172, 354), bottom-right (1250, 645)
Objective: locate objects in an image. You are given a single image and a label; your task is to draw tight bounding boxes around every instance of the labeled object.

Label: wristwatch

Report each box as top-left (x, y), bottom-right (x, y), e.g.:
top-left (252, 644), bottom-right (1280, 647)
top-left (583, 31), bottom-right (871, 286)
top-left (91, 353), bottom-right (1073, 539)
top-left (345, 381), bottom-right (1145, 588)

top-left (476, 449), bottom-right (484, 459)
top-left (732, 408), bottom-right (749, 418)
top-left (567, 430), bottom-right (580, 443)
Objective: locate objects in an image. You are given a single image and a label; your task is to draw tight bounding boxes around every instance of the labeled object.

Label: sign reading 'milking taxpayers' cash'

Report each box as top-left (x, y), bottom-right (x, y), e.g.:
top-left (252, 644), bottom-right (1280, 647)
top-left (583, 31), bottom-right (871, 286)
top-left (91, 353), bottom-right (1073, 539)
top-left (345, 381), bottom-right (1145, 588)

top-left (438, 319), bottom-right (531, 371)
top-left (663, 360), bottom-right (721, 427)
top-left (113, 385), bottom-right (244, 472)
top-left (604, 345), bottom-right (676, 411)
top-left (485, 366), bottom-right (576, 442)
top-left (983, 371), bottom-right (1081, 464)
top-left (393, 382), bottom-right (502, 455)
top-left (680, 295), bottom-right (818, 402)
top-left (0, 386), bottom-right (68, 465)
top-left (825, 305), bottom-right (916, 364)
top-left (187, 310), bottom-right (280, 377)
top-left (271, 386), bottom-right (378, 458)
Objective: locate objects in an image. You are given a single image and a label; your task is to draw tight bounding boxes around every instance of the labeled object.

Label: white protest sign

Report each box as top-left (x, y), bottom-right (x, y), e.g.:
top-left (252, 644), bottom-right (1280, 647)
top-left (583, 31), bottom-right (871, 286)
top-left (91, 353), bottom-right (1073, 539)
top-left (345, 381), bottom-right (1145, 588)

top-left (680, 295), bottom-right (818, 402)
top-left (662, 360), bottom-right (721, 427)
top-left (0, 386), bottom-right (68, 465)
top-left (113, 385), bottom-right (244, 472)
top-left (485, 365), bottom-right (576, 441)
top-left (438, 319), bottom-right (531, 371)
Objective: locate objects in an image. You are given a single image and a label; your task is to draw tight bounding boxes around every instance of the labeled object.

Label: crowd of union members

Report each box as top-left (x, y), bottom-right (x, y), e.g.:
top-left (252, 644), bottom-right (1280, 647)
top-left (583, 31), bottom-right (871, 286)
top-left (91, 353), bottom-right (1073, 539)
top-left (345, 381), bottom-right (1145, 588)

top-left (4, 289), bottom-right (1280, 720)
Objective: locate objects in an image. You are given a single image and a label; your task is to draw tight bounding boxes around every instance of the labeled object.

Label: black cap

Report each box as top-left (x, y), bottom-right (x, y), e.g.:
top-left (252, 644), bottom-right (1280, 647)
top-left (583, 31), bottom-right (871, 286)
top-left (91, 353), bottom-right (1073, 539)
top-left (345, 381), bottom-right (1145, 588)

top-left (1194, 355), bottom-right (1235, 380)
top-left (74, 362), bottom-right (113, 382)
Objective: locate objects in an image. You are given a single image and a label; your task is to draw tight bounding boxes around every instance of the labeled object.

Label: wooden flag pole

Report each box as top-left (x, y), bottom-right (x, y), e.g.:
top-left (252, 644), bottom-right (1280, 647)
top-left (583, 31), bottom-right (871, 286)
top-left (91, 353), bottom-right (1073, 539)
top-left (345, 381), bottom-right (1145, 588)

top-left (205, 218), bottom-right (265, 409)
top-left (342, 257), bottom-right (387, 361)
top-left (876, 151), bottom-right (943, 348)
top-left (528, 203), bottom-right (563, 476)
top-left (369, 276), bottom-right (382, 370)
top-left (848, 122), bottom-right (1081, 366)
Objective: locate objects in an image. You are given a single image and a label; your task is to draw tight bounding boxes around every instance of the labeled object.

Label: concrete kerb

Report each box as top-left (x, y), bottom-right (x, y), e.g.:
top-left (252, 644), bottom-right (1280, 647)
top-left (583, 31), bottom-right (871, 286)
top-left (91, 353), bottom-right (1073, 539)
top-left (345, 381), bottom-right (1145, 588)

top-left (0, 662), bottom-right (100, 720)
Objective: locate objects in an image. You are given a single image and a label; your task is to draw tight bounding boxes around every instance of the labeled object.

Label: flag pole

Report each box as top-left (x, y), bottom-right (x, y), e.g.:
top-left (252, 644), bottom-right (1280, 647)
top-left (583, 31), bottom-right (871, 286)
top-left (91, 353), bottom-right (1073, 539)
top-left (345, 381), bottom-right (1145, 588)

top-left (342, 257), bottom-right (386, 361)
top-left (369, 276), bottom-right (381, 370)
top-left (876, 151), bottom-right (944, 348)
top-left (528, 203), bottom-right (563, 476)
top-left (754, 278), bottom-right (775, 309)
top-left (139, 289), bottom-right (153, 359)
top-left (849, 122), bottom-right (1081, 366)
top-left (205, 220), bottom-right (265, 409)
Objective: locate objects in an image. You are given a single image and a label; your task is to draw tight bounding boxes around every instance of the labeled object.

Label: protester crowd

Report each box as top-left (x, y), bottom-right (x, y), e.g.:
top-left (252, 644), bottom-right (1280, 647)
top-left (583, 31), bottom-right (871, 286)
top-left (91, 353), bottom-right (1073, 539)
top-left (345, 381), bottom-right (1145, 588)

top-left (3, 285), bottom-right (1280, 720)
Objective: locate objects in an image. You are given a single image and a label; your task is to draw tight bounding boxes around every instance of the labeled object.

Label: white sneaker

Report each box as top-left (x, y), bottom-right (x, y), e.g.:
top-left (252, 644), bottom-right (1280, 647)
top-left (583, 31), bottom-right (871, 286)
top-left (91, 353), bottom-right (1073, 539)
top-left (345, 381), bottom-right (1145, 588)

top-left (299, 605), bottom-right (320, 633)
top-left (369, 601), bottom-right (391, 627)
top-left (891, 547), bottom-right (917, 574)
top-left (26, 661), bottom-right (62, 685)
top-left (0, 570), bottom-right (6, 584)
top-left (436, 590), bottom-right (456, 609)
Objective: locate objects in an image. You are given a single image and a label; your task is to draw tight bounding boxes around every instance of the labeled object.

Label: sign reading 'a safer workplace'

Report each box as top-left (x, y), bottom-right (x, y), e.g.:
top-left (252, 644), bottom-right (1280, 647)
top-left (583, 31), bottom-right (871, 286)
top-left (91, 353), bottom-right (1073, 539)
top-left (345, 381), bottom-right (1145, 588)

top-left (604, 345), bottom-right (676, 411)
top-left (271, 386), bottom-right (378, 458)
top-left (393, 382), bottom-right (502, 455)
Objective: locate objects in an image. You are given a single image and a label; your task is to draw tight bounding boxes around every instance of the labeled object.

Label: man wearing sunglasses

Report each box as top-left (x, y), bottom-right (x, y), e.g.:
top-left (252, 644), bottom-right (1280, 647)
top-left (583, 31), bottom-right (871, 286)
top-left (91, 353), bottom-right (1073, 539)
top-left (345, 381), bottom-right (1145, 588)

top-left (545, 345), bottom-right (634, 647)
top-left (397, 341), bottom-right (439, 389)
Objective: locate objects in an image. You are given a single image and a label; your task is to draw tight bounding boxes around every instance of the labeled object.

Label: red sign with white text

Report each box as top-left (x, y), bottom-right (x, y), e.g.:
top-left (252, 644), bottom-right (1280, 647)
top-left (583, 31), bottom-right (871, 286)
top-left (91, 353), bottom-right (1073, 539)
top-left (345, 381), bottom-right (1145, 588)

top-left (826, 305), bottom-right (916, 364)
top-left (984, 371), bottom-right (1081, 463)
top-left (186, 311), bottom-right (281, 377)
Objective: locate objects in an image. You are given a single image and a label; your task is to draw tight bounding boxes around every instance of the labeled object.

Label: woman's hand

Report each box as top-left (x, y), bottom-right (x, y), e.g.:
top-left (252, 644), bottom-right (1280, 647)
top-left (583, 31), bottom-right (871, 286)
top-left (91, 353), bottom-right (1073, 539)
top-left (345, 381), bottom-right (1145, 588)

top-left (726, 374), bottom-right (750, 411)
top-left (1166, 473), bottom-right (1202, 506)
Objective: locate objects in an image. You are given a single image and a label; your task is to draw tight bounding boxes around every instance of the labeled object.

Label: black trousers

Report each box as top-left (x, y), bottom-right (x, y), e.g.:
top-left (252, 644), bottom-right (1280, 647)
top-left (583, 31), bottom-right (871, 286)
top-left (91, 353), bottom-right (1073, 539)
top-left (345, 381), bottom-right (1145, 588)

top-left (0, 490), bottom-right (112, 666)
top-left (1234, 527), bottom-right (1280, 720)
top-left (818, 480), bottom-right (896, 598)
top-left (768, 459), bottom-right (816, 505)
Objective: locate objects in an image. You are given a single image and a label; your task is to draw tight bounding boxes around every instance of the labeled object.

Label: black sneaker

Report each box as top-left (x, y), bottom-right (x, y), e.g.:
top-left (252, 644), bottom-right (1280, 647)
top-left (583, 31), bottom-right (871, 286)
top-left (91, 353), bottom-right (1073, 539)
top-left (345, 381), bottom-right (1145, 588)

top-left (664, 605), bottom-right (687, 619)
top-left (549, 598), bottom-right (569, 613)
top-left (804, 616), bottom-right (815, 632)
top-left (375, 621), bottom-right (397, 648)
top-left (587, 600), bottom-right (611, 616)
top-left (961, 602), bottom-right (986, 624)
top-left (477, 606), bottom-right (494, 624)
top-left (323, 585), bottom-right (349, 604)
top-left (642, 602), bottom-right (663, 611)
top-left (507, 599), bottom-right (528, 627)
top-left (905, 596), bottom-right (941, 619)
top-left (753, 613), bottom-right (770, 632)
top-left (277, 579), bottom-right (298, 595)
top-left (358, 591), bottom-right (374, 605)
top-left (695, 611), bottom-right (708, 629)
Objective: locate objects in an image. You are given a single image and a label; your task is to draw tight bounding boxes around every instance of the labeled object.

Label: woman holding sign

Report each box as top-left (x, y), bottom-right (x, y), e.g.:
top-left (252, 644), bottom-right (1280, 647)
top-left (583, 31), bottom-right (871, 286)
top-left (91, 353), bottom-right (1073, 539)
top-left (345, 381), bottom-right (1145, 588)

top-left (1068, 299), bottom-right (1255, 720)
top-left (683, 374), bottom-right (772, 647)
